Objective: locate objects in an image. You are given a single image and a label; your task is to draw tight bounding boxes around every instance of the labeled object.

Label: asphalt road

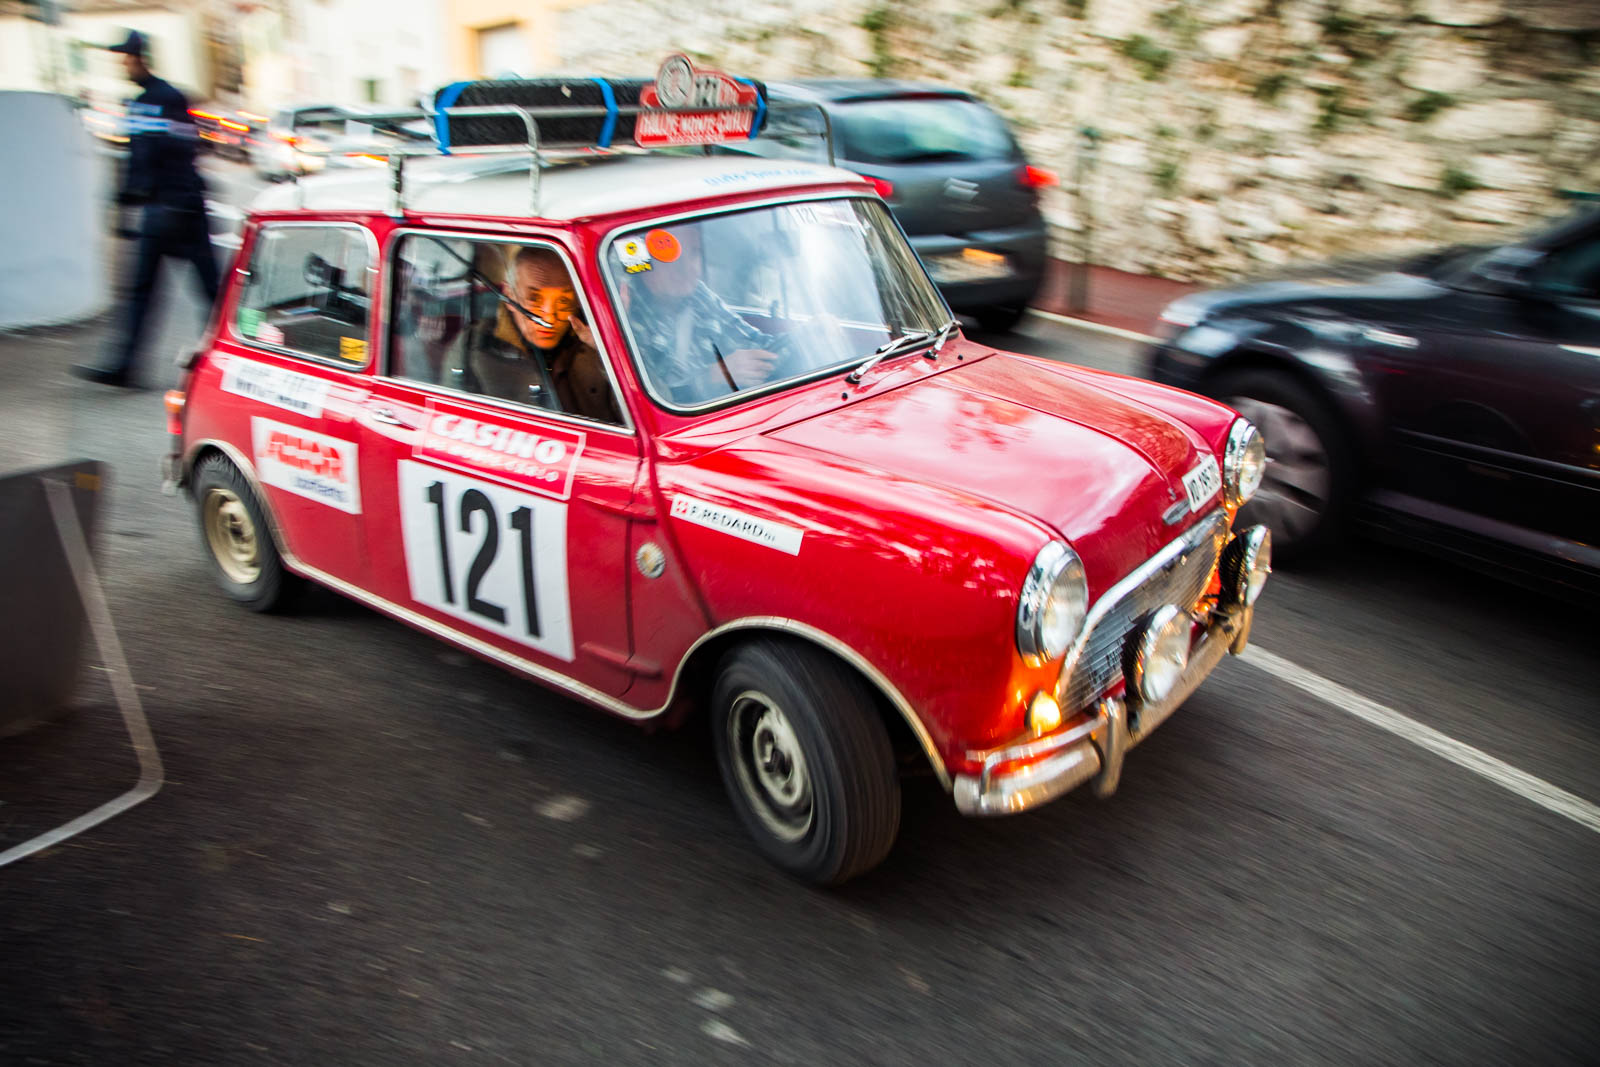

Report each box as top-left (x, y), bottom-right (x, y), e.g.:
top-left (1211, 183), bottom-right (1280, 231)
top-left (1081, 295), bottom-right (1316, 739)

top-left (2, 162), bottom-right (1597, 1065)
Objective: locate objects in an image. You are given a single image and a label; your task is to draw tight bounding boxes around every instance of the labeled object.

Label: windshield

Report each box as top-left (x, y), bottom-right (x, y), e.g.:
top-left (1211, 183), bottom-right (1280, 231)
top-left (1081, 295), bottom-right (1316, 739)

top-left (833, 97), bottom-right (1018, 165)
top-left (607, 197), bottom-right (949, 409)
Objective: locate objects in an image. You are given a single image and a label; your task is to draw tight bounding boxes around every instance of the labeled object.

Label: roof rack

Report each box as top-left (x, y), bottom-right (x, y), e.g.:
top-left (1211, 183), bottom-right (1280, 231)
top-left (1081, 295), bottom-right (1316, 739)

top-left (287, 55), bottom-right (835, 219)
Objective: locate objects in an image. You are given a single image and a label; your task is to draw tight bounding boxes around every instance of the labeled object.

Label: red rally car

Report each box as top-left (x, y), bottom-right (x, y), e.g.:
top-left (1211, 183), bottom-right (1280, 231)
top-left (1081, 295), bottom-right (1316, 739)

top-left (163, 58), bottom-right (1272, 885)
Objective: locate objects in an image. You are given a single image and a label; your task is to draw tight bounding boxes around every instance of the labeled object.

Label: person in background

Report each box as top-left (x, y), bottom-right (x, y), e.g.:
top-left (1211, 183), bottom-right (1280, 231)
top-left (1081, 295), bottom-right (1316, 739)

top-left (73, 30), bottom-right (219, 389)
top-left (465, 246), bottom-right (622, 425)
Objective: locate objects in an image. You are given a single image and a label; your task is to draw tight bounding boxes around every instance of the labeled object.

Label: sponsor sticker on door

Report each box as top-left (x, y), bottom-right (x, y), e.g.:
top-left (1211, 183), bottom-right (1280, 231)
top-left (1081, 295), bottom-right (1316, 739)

top-left (413, 403), bottom-right (585, 501)
top-left (223, 359), bottom-right (330, 417)
top-left (251, 417), bottom-right (361, 513)
top-left (671, 495), bottom-right (803, 555)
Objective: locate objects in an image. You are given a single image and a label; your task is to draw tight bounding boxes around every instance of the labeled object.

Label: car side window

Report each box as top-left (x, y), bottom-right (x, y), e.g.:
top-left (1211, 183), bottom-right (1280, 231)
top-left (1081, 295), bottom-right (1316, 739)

top-left (235, 224), bottom-right (372, 366)
top-left (1532, 237), bottom-right (1600, 302)
top-left (388, 234), bottom-right (624, 426)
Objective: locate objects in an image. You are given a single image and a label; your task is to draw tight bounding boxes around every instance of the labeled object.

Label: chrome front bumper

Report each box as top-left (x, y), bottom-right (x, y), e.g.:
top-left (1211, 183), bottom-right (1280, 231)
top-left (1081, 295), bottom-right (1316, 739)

top-left (953, 602), bottom-right (1252, 817)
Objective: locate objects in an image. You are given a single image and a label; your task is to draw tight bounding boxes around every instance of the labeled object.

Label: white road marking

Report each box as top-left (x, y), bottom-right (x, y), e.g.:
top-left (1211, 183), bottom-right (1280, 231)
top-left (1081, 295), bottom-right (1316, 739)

top-left (701, 1020), bottom-right (750, 1047)
top-left (537, 795), bottom-right (589, 821)
top-left (694, 989), bottom-right (735, 1012)
top-left (1023, 307), bottom-right (1161, 345)
top-left (1242, 646), bottom-right (1600, 836)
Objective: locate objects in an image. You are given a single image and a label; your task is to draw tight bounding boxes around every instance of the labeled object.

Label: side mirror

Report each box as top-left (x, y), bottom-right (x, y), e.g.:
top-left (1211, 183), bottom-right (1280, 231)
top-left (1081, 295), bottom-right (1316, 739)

top-left (1473, 246), bottom-right (1545, 294)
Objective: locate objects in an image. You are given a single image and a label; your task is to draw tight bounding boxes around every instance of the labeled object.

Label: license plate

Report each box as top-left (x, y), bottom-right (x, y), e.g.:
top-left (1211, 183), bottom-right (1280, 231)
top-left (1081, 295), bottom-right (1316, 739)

top-left (925, 248), bottom-right (1011, 284)
top-left (1182, 454), bottom-right (1222, 513)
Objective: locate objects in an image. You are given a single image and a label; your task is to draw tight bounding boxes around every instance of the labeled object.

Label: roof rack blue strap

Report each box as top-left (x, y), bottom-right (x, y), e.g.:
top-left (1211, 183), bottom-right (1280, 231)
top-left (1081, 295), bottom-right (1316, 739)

top-left (434, 80), bottom-right (472, 155)
top-left (736, 78), bottom-right (765, 140)
top-left (590, 77), bottom-right (618, 149)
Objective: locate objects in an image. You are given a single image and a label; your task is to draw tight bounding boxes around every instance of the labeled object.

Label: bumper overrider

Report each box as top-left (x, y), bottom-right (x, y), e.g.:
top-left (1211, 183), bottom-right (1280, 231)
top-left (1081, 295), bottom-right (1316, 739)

top-left (954, 520), bottom-right (1270, 816)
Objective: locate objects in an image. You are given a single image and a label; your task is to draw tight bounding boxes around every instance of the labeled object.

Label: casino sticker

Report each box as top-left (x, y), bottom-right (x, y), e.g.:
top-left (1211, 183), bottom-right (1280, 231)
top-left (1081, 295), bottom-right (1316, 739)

top-left (646, 229), bottom-right (681, 263)
top-left (616, 237), bottom-right (652, 274)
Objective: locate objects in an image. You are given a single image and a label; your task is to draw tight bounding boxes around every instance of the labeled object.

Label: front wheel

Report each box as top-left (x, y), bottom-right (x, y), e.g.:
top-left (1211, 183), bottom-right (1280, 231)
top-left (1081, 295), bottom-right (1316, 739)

top-left (192, 454), bottom-right (298, 612)
top-left (1212, 369), bottom-right (1354, 563)
top-left (712, 641), bottom-right (901, 886)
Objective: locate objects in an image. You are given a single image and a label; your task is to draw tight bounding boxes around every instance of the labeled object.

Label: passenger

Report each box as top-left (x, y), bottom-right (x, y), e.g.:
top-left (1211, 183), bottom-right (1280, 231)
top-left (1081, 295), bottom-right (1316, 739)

top-left (465, 246), bottom-right (621, 424)
top-left (621, 224), bottom-right (788, 405)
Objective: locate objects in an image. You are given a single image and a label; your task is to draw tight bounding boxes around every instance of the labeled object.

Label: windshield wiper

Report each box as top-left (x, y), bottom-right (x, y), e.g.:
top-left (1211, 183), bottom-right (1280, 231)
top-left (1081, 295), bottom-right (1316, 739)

top-left (848, 329), bottom-right (933, 383)
top-left (847, 319), bottom-right (960, 384)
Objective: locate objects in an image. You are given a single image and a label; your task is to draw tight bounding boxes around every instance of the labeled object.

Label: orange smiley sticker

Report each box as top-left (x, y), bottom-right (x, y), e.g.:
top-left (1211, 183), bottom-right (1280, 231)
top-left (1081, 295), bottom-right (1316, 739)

top-left (646, 228), bottom-right (681, 263)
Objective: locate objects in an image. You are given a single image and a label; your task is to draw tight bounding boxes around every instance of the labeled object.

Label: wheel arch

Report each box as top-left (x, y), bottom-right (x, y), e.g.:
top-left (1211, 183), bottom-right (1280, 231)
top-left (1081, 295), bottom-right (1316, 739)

top-left (667, 618), bottom-right (952, 791)
top-left (1196, 342), bottom-right (1380, 478)
top-left (184, 438), bottom-right (299, 572)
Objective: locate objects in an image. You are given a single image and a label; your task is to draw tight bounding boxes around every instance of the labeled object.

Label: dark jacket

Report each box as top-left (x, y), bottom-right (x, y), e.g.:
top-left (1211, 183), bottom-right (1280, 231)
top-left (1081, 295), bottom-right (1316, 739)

top-left (464, 308), bottom-right (623, 425)
top-left (121, 74), bottom-right (206, 208)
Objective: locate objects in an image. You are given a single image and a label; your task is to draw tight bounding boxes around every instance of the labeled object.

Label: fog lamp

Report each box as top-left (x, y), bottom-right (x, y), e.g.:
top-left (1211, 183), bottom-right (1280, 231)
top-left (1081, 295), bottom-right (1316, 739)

top-left (1128, 605), bottom-right (1192, 706)
top-left (1026, 692), bottom-right (1063, 737)
top-left (1221, 525), bottom-right (1272, 607)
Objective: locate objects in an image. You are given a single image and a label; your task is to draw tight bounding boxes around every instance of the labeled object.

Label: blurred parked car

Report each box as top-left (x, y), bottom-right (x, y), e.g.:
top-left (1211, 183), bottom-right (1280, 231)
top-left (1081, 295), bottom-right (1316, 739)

top-left (250, 104), bottom-right (432, 180)
top-left (1146, 206), bottom-right (1600, 594)
top-left (189, 105), bottom-right (253, 162)
top-left (714, 81), bottom-right (1055, 332)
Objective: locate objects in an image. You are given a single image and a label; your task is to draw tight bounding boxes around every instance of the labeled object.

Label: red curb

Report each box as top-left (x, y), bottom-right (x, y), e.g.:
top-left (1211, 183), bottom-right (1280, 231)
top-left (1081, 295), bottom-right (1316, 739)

top-left (1031, 259), bottom-right (1200, 337)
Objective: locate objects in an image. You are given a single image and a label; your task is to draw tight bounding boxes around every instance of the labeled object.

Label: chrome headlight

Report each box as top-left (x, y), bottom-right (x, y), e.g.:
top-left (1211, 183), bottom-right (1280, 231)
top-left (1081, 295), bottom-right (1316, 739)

top-left (1221, 525), bottom-right (1272, 607)
top-left (1224, 418), bottom-right (1266, 506)
top-left (1127, 604), bottom-right (1192, 706)
top-left (1016, 541), bottom-right (1088, 666)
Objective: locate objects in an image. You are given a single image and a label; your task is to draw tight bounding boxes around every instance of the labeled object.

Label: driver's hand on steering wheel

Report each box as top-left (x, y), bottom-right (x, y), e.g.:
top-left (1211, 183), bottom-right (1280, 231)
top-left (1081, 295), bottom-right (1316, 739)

top-left (724, 348), bottom-right (780, 387)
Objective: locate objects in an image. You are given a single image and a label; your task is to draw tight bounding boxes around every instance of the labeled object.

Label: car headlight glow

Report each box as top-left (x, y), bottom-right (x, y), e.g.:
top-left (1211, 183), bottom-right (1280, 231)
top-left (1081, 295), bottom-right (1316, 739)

top-left (1157, 293), bottom-right (1209, 329)
top-left (1224, 418), bottom-right (1267, 506)
top-left (1127, 604), bottom-right (1192, 706)
top-left (1016, 541), bottom-right (1089, 666)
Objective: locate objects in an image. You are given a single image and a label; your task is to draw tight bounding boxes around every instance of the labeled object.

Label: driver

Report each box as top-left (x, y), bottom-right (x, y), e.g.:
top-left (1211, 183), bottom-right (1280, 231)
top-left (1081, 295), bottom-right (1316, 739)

top-left (621, 224), bottom-right (789, 405)
top-left (464, 245), bottom-right (621, 424)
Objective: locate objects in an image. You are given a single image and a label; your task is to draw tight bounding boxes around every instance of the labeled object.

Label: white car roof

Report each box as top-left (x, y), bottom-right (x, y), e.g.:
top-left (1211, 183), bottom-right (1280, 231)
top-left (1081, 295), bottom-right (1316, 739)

top-left (250, 154), bottom-right (861, 222)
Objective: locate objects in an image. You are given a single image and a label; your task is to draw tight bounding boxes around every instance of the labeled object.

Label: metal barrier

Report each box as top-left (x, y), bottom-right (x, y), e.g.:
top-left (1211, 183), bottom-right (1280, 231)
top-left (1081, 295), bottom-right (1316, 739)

top-left (0, 461), bottom-right (163, 866)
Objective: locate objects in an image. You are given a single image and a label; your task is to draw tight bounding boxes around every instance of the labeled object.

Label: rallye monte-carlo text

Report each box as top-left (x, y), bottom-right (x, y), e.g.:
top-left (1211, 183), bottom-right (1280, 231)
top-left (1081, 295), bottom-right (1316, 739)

top-left (162, 58), bottom-right (1272, 884)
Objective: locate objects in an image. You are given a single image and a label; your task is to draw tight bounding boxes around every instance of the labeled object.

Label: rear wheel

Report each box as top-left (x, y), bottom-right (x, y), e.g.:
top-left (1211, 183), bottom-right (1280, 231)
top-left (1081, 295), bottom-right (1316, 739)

top-left (192, 454), bottom-right (298, 612)
top-left (712, 641), bottom-right (901, 886)
top-left (1212, 368), bottom-right (1354, 562)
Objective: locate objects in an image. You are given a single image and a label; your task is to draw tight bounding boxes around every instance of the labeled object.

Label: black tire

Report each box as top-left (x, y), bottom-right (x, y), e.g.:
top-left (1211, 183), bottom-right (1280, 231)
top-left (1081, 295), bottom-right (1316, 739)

top-left (974, 303), bottom-right (1028, 333)
top-left (711, 641), bottom-right (901, 886)
top-left (1209, 368), bottom-right (1355, 563)
top-left (191, 454), bottom-right (298, 612)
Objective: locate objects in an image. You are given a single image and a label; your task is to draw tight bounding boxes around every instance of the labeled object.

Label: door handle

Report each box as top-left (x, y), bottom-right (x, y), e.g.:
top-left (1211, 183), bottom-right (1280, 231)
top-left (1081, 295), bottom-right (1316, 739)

top-left (369, 407), bottom-right (414, 429)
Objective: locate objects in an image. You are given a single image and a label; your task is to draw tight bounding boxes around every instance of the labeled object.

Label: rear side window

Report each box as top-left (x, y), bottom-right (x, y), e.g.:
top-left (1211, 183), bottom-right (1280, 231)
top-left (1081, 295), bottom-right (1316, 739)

top-left (235, 224), bottom-right (372, 366)
top-left (833, 97), bottom-right (1018, 165)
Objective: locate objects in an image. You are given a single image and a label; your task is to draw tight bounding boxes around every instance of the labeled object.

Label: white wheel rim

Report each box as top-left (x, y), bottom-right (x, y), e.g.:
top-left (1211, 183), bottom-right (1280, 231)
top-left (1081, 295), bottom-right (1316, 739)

top-left (203, 487), bottom-right (261, 584)
top-left (729, 690), bottom-right (814, 843)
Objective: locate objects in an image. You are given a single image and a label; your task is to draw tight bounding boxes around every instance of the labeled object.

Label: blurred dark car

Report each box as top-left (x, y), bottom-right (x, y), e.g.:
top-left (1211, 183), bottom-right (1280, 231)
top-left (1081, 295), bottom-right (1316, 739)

top-left (1146, 207), bottom-right (1600, 594)
top-left (715, 80), bottom-right (1055, 331)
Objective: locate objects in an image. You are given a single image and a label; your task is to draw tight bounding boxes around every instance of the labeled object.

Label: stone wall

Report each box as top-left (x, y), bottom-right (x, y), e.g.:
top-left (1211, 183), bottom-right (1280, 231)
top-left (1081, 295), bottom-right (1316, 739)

top-left (554, 0), bottom-right (1600, 283)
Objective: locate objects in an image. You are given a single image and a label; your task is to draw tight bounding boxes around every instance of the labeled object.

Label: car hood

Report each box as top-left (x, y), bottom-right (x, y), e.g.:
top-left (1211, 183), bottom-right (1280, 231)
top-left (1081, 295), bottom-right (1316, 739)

top-left (767, 353), bottom-right (1216, 584)
top-left (1171, 267), bottom-right (1471, 333)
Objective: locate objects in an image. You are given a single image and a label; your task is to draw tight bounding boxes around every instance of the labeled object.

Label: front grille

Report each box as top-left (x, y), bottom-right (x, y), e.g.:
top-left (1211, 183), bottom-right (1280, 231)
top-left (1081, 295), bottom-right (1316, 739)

top-left (1055, 511), bottom-right (1225, 713)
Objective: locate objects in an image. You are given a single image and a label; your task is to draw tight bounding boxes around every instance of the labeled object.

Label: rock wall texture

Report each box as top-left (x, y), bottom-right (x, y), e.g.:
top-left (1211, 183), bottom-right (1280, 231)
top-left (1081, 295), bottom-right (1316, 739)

top-left (555, 0), bottom-right (1600, 282)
